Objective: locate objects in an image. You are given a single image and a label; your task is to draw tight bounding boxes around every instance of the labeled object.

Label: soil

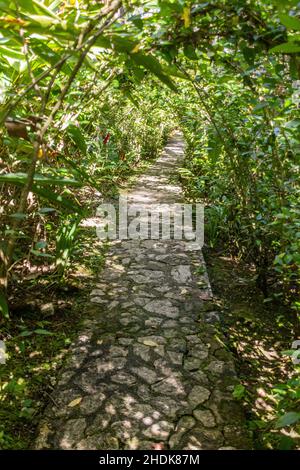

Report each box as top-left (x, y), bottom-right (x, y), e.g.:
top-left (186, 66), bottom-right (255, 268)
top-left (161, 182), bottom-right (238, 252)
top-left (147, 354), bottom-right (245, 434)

top-left (203, 245), bottom-right (297, 449)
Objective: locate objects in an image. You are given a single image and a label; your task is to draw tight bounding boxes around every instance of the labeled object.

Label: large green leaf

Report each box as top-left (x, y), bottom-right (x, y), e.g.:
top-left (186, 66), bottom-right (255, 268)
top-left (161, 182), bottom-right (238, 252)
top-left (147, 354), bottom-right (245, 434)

top-left (67, 124), bottom-right (87, 155)
top-left (32, 185), bottom-right (82, 213)
top-left (130, 52), bottom-right (177, 92)
top-left (94, 34), bottom-right (138, 53)
top-left (93, 34), bottom-right (178, 90)
top-left (0, 173), bottom-right (81, 211)
top-left (23, 14), bottom-right (65, 29)
top-left (111, 35), bottom-right (139, 53)
top-left (31, 0), bottom-right (61, 20)
top-left (59, 154), bottom-right (97, 187)
top-left (93, 36), bottom-right (112, 50)
top-left (0, 46), bottom-right (25, 60)
top-left (184, 44), bottom-right (198, 60)
top-left (275, 412), bottom-right (300, 428)
top-left (279, 14), bottom-right (300, 31)
top-left (0, 173), bottom-right (81, 186)
top-left (12, 0), bottom-right (36, 14)
top-left (270, 42), bottom-right (300, 53)
top-left (30, 40), bottom-right (71, 74)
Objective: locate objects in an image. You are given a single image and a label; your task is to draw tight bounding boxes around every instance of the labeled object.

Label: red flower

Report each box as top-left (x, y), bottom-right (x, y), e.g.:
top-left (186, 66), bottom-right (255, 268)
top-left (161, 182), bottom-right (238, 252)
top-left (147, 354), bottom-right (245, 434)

top-left (103, 133), bottom-right (111, 145)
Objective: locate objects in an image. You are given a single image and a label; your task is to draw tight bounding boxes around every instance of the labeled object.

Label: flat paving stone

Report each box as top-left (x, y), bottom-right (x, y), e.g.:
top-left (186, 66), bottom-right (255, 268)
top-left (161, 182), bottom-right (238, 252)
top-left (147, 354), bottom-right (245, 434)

top-left (35, 133), bottom-right (251, 450)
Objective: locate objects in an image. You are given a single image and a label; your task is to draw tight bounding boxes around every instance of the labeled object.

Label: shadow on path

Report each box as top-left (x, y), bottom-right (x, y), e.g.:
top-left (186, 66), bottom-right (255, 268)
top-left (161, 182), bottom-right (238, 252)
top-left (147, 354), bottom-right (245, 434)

top-left (35, 133), bottom-right (251, 450)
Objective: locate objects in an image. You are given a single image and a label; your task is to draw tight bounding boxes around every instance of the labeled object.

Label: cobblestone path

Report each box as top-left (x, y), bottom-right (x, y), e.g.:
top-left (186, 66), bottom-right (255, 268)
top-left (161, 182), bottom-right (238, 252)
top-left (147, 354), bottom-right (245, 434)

top-left (35, 134), bottom-right (251, 450)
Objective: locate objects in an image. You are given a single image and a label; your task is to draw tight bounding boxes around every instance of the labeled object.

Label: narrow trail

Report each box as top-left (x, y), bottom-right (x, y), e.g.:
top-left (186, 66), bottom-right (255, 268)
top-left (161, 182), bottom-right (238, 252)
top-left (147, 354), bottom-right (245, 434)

top-left (36, 134), bottom-right (251, 450)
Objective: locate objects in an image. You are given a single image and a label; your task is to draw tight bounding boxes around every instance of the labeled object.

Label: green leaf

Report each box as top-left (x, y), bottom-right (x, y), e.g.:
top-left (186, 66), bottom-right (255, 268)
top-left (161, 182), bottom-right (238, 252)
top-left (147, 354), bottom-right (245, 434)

top-left (275, 412), bottom-right (300, 428)
top-left (67, 124), bottom-right (87, 155)
top-left (0, 37), bottom-right (12, 44)
top-left (31, 40), bottom-right (71, 74)
top-left (253, 101), bottom-right (268, 111)
top-left (0, 173), bottom-right (81, 211)
top-left (284, 119), bottom-right (300, 129)
top-left (110, 35), bottom-right (139, 53)
top-left (38, 207), bottom-right (56, 214)
top-left (0, 172), bottom-right (81, 187)
top-left (32, 186), bottom-right (82, 213)
top-left (0, 46), bottom-right (25, 60)
top-left (0, 292), bottom-right (9, 319)
top-left (19, 330), bottom-right (33, 337)
top-left (35, 240), bottom-right (47, 249)
top-left (161, 63), bottom-right (187, 80)
top-left (232, 384), bottom-right (246, 399)
top-left (32, 0), bottom-right (61, 20)
top-left (24, 14), bottom-right (63, 29)
top-left (13, 0), bottom-right (36, 14)
top-left (130, 52), bottom-right (177, 92)
top-left (184, 44), bottom-right (198, 60)
top-left (130, 16), bottom-right (143, 30)
top-left (278, 435), bottom-right (295, 450)
top-left (94, 34), bottom-right (179, 90)
top-left (34, 329), bottom-right (53, 335)
top-left (270, 42), bottom-right (300, 53)
top-left (30, 249), bottom-right (53, 258)
top-left (9, 212), bottom-right (27, 219)
top-left (93, 36), bottom-right (112, 50)
top-left (279, 14), bottom-right (300, 31)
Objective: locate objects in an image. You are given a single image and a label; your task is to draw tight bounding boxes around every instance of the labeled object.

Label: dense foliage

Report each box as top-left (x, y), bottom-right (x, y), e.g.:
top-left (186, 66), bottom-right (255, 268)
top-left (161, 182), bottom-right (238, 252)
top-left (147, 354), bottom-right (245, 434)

top-left (0, 0), bottom-right (299, 449)
top-left (178, 46), bottom-right (300, 306)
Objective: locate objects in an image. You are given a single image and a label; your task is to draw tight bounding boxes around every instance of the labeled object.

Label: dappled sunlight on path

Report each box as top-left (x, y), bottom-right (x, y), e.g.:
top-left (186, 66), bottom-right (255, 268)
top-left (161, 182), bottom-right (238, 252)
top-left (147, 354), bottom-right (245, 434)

top-left (35, 134), bottom-right (251, 450)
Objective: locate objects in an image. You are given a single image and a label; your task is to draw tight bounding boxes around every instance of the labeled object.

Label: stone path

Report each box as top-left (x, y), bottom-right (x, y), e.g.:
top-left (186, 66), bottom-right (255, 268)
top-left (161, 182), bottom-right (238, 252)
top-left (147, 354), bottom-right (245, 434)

top-left (35, 134), bottom-right (251, 450)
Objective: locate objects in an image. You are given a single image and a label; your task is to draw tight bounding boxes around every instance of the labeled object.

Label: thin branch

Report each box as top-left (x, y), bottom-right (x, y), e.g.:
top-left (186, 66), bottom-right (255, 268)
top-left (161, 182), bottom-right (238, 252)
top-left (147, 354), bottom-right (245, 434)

top-left (1, 1), bottom-right (123, 123)
top-left (4, 1), bottom-right (124, 272)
